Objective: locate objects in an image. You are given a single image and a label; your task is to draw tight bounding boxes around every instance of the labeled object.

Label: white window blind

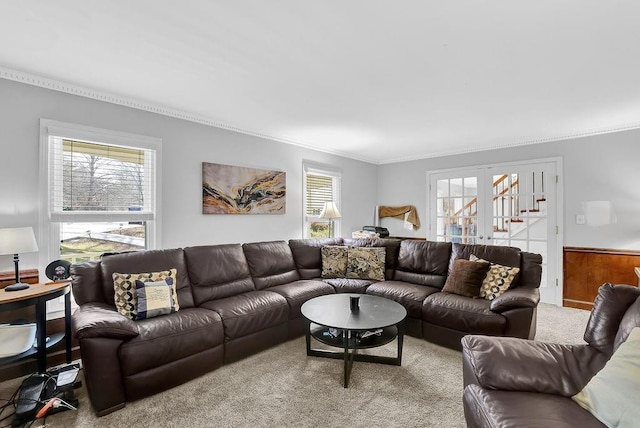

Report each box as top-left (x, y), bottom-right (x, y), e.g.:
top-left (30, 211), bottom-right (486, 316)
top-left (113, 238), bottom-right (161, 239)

top-left (303, 164), bottom-right (341, 238)
top-left (48, 134), bottom-right (156, 222)
top-left (305, 174), bottom-right (335, 217)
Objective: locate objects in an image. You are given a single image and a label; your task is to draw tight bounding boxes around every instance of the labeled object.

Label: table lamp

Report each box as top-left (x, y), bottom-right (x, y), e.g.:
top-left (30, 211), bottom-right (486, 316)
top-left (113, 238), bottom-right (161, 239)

top-left (319, 201), bottom-right (342, 238)
top-left (0, 227), bottom-right (39, 292)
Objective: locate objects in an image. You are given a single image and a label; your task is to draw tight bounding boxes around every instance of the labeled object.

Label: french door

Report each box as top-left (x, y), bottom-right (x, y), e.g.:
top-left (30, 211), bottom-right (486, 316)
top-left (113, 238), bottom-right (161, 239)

top-left (428, 159), bottom-right (561, 305)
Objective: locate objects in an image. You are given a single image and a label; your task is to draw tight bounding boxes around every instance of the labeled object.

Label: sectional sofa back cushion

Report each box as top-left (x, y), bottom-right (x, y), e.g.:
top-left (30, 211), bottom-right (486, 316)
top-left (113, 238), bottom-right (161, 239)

top-left (100, 248), bottom-right (195, 309)
top-left (393, 240), bottom-right (452, 288)
top-left (243, 241), bottom-right (301, 289)
top-left (184, 244), bottom-right (256, 306)
top-left (518, 252), bottom-right (543, 289)
top-left (70, 260), bottom-right (105, 305)
top-left (343, 238), bottom-right (401, 280)
top-left (450, 243), bottom-right (522, 288)
top-left (584, 284), bottom-right (640, 356)
top-left (289, 238), bottom-right (344, 279)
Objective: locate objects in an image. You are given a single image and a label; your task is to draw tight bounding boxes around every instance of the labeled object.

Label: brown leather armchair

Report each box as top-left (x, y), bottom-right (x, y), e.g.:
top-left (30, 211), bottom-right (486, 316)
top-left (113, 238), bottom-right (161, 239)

top-left (462, 283), bottom-right (640, 428)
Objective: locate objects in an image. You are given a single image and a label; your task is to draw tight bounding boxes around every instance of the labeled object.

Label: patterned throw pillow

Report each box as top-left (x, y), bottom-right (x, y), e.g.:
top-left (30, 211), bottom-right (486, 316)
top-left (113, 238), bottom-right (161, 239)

top-left (135, 278), bottom-right (177, 320)
top-left (470, 254), bottom-right (520, 301)
top-left (346, 247), bottom-right (386, 281)
top-left (113, 269), bottom-right (179, 320)
top-left (321, 246), bottom-right (349, 278)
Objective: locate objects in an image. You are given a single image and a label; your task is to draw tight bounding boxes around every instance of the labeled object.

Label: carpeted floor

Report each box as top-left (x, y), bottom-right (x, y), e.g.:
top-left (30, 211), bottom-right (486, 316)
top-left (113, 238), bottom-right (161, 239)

top-left (0, 303), bottom-right (591, 428)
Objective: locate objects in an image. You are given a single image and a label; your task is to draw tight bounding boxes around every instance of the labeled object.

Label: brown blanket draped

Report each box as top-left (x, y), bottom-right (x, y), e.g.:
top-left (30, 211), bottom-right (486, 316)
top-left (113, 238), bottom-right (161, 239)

top-left (378, 205), bottom-right (420, 229)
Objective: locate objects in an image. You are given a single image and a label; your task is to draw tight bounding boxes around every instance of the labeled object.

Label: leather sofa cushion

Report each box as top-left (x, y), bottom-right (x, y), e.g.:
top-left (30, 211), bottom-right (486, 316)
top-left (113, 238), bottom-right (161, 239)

top-left (585, 284), bottom-right (640, 355)
top-left (184, 244), bottom-right (256, 305)
top-left (243, 241), bottom-right (301, 289)
top-left (450, 243), bottom-right (521, 287)
top-left (120, 308), bottom-right (223, 376)
top-left (323, 278), bottom-right (373, 294)
top-left (393, 240), bottom-right (451, 287)
top-left (519, 251), bottom-right (543, 288)
top-left (343, 238), bottom-right (401, 280)
top-left (268, 279), bottom-right (335, 319)
top-left (366, 280), bottom-right (439, 318)
top-left (464, 385), bottom-right (605, 428)
top-left (423, 292), bottom-right (506, 335)
top-left (201, 290), bottom-right (289, 339)
top-left (289, 238), bottom-right (344, 279)
top-left (70, 260), bottom-right (104, 305)
top-left (100, 248), bottom-right (195, 309)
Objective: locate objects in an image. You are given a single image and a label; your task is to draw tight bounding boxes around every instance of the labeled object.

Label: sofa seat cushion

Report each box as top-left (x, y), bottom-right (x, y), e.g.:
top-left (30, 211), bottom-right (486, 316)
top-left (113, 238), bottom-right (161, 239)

top-left (423, 292), bottom-right (506, 335)
top-left (120, 308), bottom-right (224, 377)
top-left (366, 281), bottom-right (439, 318)
top-left (268, 280), bottom-right (335, 319)
top-left (464, 385), bottom-right (605, 428)
top-left (200, 290), bottom-right (288, 340)
top-left (323, 278), bottom-right (373, 294)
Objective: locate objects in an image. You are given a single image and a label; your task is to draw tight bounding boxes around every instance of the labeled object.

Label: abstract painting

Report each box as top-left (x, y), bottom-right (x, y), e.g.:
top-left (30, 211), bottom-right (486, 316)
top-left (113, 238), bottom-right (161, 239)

top-left (202, 162), bottom-right (286, 214)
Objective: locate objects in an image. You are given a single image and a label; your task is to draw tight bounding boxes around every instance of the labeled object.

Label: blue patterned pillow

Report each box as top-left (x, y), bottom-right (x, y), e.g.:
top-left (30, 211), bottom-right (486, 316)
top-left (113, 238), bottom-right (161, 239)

top-left (134, 278), bottom-right (177, 320)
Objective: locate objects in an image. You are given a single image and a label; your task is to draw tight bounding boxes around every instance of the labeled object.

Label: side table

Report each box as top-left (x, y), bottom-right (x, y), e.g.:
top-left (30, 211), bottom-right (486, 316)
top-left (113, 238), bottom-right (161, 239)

top-left (0, 282), bottom-right (72, 373)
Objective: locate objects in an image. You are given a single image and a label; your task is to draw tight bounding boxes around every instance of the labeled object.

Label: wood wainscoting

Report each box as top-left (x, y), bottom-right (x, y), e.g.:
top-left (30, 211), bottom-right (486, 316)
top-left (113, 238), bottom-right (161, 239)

top-left (563, 247), bottom-right (640, 310)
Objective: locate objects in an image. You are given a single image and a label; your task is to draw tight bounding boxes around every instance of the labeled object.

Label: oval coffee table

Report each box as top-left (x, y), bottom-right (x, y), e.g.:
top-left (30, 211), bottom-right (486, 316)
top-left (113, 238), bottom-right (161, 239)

top-left (301, 293), bottom-right (407, 387)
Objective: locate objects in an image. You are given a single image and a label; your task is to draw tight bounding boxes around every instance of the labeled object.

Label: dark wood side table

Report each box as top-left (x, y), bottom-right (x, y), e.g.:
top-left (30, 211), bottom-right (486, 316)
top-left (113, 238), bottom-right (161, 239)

top-left (0, 281), bottom-right (72, 373)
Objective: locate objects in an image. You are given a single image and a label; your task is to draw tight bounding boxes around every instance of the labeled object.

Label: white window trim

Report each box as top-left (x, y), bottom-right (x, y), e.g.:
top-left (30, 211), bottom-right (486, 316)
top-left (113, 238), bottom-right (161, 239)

top-left (39, 119), bottom-right (162, 318)
top-left (302, 162), bottom-right (342, 238)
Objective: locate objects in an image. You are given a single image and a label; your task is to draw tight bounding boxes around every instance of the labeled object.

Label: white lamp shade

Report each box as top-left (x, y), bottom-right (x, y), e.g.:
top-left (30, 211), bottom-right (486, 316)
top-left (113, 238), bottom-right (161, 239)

top-left (319, 201), bottom-right (342, 219)
top-left (0, 227), bottom-right (39, 256)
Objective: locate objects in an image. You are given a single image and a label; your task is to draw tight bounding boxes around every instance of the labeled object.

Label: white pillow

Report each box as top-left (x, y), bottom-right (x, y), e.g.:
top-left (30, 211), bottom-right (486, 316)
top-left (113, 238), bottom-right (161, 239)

top-left (572, 327), bottom-right (640, 427)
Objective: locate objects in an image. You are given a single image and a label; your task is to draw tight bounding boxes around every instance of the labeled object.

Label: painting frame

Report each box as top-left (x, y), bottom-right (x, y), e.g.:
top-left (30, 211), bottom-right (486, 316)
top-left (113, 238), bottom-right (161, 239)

top-left (202, 162), bottom-right (286, 214)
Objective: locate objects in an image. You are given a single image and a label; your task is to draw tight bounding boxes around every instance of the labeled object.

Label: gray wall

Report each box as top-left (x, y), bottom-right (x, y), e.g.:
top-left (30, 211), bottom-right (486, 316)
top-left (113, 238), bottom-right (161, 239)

top-left (378, 133), bottom-right (640, 250)
top-left (0, 79), bottom-right (377, 272)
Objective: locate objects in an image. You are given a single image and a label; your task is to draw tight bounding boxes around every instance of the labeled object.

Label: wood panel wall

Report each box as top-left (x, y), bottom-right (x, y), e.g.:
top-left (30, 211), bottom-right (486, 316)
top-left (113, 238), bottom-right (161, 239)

top-left (563, 247), bottom-right (640, 310)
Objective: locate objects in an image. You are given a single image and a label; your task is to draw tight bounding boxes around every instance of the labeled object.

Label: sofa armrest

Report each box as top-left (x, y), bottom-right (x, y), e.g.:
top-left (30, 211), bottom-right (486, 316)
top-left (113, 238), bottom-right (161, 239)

top-left (490, 287), bottom-right (539, 312)
top-left (72, 302), bottom-right (139, 340)
top-left (462, 334), bottom-right (608, 396)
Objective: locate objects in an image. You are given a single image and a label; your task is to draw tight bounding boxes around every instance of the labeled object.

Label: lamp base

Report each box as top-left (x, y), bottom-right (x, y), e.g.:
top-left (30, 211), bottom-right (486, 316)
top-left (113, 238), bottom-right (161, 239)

top-left (4, 283), bottom-right (30, 292)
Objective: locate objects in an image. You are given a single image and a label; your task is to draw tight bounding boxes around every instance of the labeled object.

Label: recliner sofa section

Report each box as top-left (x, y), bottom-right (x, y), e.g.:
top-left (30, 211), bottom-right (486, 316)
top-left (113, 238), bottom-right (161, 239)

top-left (71, 237), bottom-right (542, 416)
top-left (290, 238), bottom-right (542, 348)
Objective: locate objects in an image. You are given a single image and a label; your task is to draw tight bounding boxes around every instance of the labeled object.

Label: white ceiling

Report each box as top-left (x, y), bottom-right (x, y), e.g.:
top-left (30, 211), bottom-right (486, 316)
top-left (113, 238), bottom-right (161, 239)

top-left (1, 1), bottom-right (639, 164)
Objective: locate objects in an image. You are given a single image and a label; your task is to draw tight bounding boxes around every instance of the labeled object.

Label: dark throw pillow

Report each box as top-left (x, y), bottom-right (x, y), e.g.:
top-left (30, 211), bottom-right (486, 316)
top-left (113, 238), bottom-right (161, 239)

top-left (442, 259), bottom-right (491, 298)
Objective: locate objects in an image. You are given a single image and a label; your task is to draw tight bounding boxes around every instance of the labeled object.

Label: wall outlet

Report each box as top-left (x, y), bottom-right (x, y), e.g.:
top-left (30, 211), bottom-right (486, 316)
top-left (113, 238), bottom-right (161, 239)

top-left (576, 214), bottom-right (586, 225)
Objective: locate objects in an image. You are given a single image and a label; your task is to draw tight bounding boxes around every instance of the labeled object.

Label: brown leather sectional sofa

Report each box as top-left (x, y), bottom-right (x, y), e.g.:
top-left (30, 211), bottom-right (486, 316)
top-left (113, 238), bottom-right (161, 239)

top-left (70, 238), bottom-right (542, 416)
top-left (462, 283), bottom-right (640, 427)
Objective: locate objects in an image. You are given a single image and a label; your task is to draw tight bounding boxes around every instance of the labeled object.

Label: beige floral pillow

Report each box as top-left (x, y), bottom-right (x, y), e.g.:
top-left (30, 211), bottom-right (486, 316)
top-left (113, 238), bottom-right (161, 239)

top-left (321, 246), bottom-right (348, 278)
top-left (346, 247), bottom-right (386, 281)
top-left (470, 254), bottom-right (520, 300)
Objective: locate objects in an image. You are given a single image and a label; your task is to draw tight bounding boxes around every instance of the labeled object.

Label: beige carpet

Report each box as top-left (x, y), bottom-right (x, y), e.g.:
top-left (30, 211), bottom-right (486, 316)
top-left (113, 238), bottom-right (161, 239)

top-left (0, 303), bottom-right (591, 428)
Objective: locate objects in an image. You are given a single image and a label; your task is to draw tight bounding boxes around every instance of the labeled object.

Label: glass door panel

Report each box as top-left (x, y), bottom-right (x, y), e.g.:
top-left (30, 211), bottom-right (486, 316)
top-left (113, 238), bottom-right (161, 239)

top-left (434, 176), bottom-right (479, 244)
top-left (430, 160), bottom-right (559, 305)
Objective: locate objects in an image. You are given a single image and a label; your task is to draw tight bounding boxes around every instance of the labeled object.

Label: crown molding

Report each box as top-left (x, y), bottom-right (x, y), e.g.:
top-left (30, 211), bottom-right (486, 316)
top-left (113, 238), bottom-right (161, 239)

top-left (2, 66), bottom-right (639, 167)
top-left (0, 66), bottom-right (380, 164)
top-left (378, 121), bottom-right (640, 165)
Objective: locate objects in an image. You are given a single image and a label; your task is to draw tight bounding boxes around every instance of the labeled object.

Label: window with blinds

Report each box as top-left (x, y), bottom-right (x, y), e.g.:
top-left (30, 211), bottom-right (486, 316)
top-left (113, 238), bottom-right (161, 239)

top-left (303, 164), bottom-right (341, 238)
top-left (49, 138), bottom-right (155, 222)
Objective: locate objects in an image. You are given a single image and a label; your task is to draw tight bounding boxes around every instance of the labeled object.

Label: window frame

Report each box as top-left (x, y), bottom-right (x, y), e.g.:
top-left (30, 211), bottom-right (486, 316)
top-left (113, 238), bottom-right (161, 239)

top-left (302, 162), bottom-right (342, 238)
top-left (39, 119), bottom-right (162, 318)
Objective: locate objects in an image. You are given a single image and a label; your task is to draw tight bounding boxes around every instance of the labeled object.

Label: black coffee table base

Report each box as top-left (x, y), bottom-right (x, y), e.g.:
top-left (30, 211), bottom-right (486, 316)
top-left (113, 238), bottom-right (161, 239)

top-left (305, 321), bottom-right (404, 388)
